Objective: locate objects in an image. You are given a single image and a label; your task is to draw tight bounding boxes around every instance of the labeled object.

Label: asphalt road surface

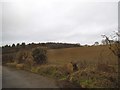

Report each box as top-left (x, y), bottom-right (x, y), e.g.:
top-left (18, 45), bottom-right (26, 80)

top-left (0, 53), bottom-right (2, 89)
top-left (2, 66), bottom-right (59, 88)
top-left (0, 65), bottom-right (2, 89)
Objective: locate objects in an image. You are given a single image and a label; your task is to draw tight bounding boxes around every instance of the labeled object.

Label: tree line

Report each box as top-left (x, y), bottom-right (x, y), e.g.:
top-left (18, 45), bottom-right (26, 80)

top-left (2, 42), bottom-right (81, 54)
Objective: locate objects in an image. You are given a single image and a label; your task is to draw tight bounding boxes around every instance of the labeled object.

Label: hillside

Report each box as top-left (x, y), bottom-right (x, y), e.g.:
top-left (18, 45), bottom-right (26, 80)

top-left (2, 44), bottom-right (118, 66)
top-left (2, 44), bottom-right (118, 88)
top-left (47, 45), bottom-right (118, 65)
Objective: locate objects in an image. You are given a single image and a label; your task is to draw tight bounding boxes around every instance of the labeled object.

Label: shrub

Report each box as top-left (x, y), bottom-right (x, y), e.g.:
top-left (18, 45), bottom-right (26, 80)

top-left (68, 67), bottom-right (118, 88)
top-left (63, 62), bottom-right (73, 74)
top-left (15, 51), bottom-right (28, 64)
top-left (32, 48), bottom-right (47, 64)
top-left (30, 65), bottom-right (67, 80)
top-left (37, 65), bottom-right (66, 78)
top-left (24, 56), bottom-right (34, 70)
top-left (97, 61), bottom-right (116, 73)
top-left (15, 50), bottom-right (33, 64)
top-left (14, 50), bottom-right (34, 70)
top-left (78, 60), bottom-right (87, 69)
top-left (2, 54), bottom-right (15, 64)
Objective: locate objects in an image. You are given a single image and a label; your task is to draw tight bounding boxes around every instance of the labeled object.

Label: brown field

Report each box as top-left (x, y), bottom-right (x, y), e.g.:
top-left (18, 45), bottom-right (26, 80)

top-left (4, 45), bottom-right (118, 88)
top-left (47, 45), bottom-right (118, 65)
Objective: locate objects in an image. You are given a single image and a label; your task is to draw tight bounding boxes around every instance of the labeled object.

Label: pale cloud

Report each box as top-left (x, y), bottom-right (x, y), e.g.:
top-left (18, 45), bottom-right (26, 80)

top-left (1, 0), bottom-right (118, 46)
top-left (0, 2), bottom-right (2, 46)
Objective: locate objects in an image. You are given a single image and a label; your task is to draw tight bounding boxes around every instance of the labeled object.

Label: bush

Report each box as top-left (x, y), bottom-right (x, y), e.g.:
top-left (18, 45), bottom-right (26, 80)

top-left (30, 65), bottom-right (67, 80)
top-left (37, 65), bottom-right (66, 78)
top-left (63, 62), bottom-right (73, 74)
top-left (2, 54), bottom-right (15, 65)
top-left (68, 67), bottom-right (118, 88)
top-left (24, 56), bottom-right (34, 70)
top-left (97, 63), bottom-right (116, 73)
top-left (32, 48), bottom-right (47, 64)
top-left (15, 50), bottom-right (29, 64)
top-left (15, 50), bottom-right (34, 70)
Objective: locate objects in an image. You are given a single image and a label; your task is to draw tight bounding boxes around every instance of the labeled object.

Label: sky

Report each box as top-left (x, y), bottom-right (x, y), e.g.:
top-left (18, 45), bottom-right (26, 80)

top-left (1, 0), bottom-right (118, 46)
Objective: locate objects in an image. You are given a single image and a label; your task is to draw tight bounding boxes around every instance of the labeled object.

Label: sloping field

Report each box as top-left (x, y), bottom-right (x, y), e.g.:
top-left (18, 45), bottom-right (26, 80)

top-left (47, 45), bottom-right (118, 65)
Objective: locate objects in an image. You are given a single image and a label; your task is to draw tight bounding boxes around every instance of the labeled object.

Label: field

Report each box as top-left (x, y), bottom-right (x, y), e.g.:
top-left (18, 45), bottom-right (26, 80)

top-left (47, 45), bottom-right (118, 88)
top-left (3, 45), bottom-right (118, 88)
top-left (32, 45), bottom-right (118, 88)
top-left (48, 45), bottom-right (117, 65)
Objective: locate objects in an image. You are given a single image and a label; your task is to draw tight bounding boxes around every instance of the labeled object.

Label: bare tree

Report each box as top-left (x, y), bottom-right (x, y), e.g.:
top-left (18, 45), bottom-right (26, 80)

top-left (101, 32), bottom-right (120, 88)
top-left (101, 31), bottom-right (120, 58)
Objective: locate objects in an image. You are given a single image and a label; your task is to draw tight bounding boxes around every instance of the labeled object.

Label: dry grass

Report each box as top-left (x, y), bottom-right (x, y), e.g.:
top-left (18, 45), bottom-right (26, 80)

top-left (16, 64), bottom-right (24, 70)
top-left (68, 67), bottom-right (118, 88)
top-left (47, 45), bottom-right (117, 65)
top-left (6, 62), bottom-right (17, 67)
top-left (46, 45), bottom-right (118, 88)
top-left (30, 64), bottom-right (68, 80)
top-left (5, 45), bottom-right (118, 88)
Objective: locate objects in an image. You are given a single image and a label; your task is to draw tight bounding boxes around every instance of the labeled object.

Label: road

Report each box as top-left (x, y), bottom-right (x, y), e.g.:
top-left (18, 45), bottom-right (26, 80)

top-left (0, 53), bottom-right (2, 89)
top-left (0, 65), bottom-right (2, 89)
top-left (2, 66), bottom-right (59, 88)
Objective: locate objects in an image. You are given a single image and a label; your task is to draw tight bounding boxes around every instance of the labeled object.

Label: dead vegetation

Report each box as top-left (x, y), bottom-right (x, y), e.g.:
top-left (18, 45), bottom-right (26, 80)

top-left (4, 45), bottom-right (118, 88)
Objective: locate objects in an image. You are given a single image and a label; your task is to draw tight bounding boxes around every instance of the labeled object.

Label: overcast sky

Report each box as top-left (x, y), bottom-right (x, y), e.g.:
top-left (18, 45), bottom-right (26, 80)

top-left (1, 0), bottom-right (118, 46)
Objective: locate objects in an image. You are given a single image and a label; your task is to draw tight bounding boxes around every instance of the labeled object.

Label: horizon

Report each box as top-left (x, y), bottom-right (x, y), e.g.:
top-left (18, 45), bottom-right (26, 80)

top-left (1, 41), bottom-right (94, 47)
